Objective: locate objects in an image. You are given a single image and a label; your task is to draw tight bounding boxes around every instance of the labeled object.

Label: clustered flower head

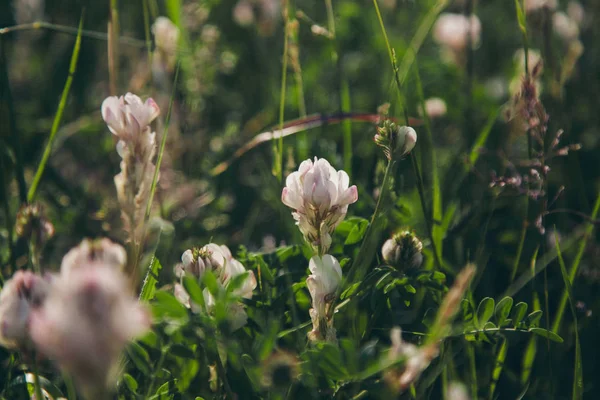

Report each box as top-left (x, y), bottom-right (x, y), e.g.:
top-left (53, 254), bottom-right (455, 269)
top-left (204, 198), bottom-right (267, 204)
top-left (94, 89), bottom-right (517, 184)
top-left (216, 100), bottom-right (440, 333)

top-left (374, 120), bottom-right (417, 161)
top-left (0, 238), bottom-right (150, 398)
top-left (306, 255), bottom-right (342, 342)
top-left (381, 230), bottom-right (423, 271)
top-left (101, 93), bottom-right (160, 270)
top-left (174, 244), bottom-right (256, 331)
top-left (433, 13), bottom-right (481, 66)
top-left (281, 157), bottom-right (358, 255)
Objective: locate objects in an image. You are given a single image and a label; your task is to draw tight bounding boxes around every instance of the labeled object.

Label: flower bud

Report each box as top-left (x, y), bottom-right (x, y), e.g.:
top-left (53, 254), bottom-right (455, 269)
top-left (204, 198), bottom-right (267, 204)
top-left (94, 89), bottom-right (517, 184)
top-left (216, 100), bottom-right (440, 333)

top-left (374, 121), bottom-right (417, 160)
top-left (306, 255), bottom-right (342, 342)
top-left (381, 230), bottom-right (423, 270)
top-left (15, 203), bottom-right (54, 246)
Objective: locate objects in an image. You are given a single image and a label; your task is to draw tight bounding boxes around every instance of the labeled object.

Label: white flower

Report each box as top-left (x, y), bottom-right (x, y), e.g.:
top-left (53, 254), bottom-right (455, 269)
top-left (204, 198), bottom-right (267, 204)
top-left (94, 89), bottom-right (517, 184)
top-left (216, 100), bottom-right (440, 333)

top-left (29, 241), bottom-right (150, 397)
top-left (446, 382), bottom-right (470, 400)
top-left (422, 97), bottom-right (447, 119)
top-left (175, 244), bottom-right (256, 330)
top-left (306, 255), bottom-right (342, 315)
top-left (433, 13), bottom-right (481, 52)
top-left (553, 12), bottom-right (579, 42)
top-left (178, 243), bottom-right (228, 279)
top-left (152, 17), bottom-right (179, 55)
top-left (101, 93), bottom-right (160, 145)
top-left (282, 157), bottom-right (358, 253)
top-left (0, 271), bottom-right (48, 349)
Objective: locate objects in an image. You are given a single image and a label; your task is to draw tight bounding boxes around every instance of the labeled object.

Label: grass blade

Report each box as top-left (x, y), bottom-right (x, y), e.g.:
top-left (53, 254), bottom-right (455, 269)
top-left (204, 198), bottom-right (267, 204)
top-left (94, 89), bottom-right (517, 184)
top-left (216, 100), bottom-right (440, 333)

top-left (139, 256), bottom-right (162, 302)
top-left (489, 338), bottom-right (508, 399)
top-left (555, 234), bottom-right (583, 400)
top-left (144, 62), bottom-right (181, 220)
top-left (552, 191), bottom-right (600, 333)
top-left (27, 13), bottom-right (84, 203)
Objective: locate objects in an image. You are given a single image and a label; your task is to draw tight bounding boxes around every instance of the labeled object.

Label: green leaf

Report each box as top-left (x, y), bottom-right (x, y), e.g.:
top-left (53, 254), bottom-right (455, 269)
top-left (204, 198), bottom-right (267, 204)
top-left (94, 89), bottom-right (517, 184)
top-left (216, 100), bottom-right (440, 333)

top-left (140, 257), bottom-right (163, 301)
top-left (313, 343), bottom-right (349, 380)
top-left (489, 338), bottom-right (508, 399)
top-left (182, 276), bottom-right (205, 310)
top-left (170, 344), bottom-right (196, 359)
top-left (511, 302), bottom-right (528, 327)
top-left (461, 299), bottom-right (474, 322)
top-left (529, 328), bottom-right (563, 343)
top-left (122, 373), bottom-right (138, 393)
top-left (476, 297), bottom-right (495, 329)
top-left (495, 296), bottom-right (513, 327)
top-left (126, 342), bottom-right (152, 375)
top-left (226, 271), bottom-right (251, 296)
top-left (202, 270), bottom-right (221, 298)
top-left (526, 310), bottom-right (543, 328)
top-left (344, 218), bottom-right (369, 245)
top-left (152, 291), bottom-right (188, 320)
top-left (514, 0), bottom-right (527, 34)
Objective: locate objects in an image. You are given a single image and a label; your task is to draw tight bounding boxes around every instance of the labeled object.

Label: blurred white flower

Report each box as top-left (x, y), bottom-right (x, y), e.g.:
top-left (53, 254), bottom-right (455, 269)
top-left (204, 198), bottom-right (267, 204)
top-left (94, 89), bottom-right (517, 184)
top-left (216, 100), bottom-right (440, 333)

top-left (524, 0), bottom-right (557, 13)
top-left (152, 17), bottom-right (179, 55)
top-left (60, 238), bottom-right (127, 276)
top-left (306, 255), bottom-right (342, 341)
top-left (567, 1), bottom-right (584, 25)
top-left (446, 382), bottom-right (470, 400)
top-left (421, 97), bottom-right (447, 119)
top-left (0, 270), bottom-right (48, 349)
top-left (433, 13), bottom-right (481, 52)
top-left (29, 239), bottom-right (150, 397)
top-left (553, 11), bottom-right (579, 42)
top-left (233, 0), bottom-right (255, 26)
top-left (282, 157), bottom-right (358, 254)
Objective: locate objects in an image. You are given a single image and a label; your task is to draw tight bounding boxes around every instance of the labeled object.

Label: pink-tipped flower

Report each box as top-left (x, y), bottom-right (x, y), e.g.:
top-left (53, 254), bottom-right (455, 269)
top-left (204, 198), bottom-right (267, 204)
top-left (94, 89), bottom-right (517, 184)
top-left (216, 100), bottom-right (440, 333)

top-left (60, 238), bottom-right (127, 276)
top-left (282, 157), bottom-right (358, 254)
top-left (29, 239), bottom-right (150, 397)
top-left (101, 93), bottom-right (160, 145)
top-left (0, 271), bottom-right (48, 349)
top-left (306, 255), bottom-right (342, 342)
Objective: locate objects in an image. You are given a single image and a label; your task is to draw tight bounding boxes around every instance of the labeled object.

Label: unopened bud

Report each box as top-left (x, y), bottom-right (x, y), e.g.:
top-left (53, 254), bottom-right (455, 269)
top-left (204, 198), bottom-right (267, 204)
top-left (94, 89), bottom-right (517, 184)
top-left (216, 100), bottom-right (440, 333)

top-left (382, 230), bottom-right (423, 270)
top-left (374, 121), bottom-right (417, 160)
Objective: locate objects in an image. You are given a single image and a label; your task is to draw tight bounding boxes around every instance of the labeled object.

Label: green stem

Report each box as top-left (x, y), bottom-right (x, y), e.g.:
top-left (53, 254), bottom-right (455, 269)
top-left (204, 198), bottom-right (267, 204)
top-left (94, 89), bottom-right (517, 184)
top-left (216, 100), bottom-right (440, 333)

top-left (145, 346), bottom-right (169, 398)
top-left (64, 373), bottom-right (77, 400)
top-left (28, 15), bottom-right (84, 203)
top-left (32, 358), bottom-right (44, 400)
top-left (466, 343), bottom-right (478, 400)
top-left (142, 0), bottom-right (153, 69)
top-left (275, 4), bottom-right (290, 182)
top-left (410, 154), bottom-right (442, 270)
top-left (551, 191), bottom-right (600, 333)
top-left (345, 159), bottom-right (396, 285)
top-left (324, 0), bottom-right (336, 38)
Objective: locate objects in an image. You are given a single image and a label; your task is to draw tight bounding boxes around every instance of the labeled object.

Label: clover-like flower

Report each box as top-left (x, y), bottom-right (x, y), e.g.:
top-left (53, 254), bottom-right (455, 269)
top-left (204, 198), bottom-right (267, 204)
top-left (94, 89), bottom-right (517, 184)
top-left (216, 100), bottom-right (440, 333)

top-left (306, 255), bottom-right (342, 342)
top-left (101, 93), bottom-right (160, 146)
top-left (282, 157), bottom-right (358, 254)
top-left (0, 270), bottom-right (49, 349)
top-left (174, 244), bottom-right (256, 331)
top-left (29, 239), bottom-right (150, 398)
top-left (433, 13), bottom-right (481, 66)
